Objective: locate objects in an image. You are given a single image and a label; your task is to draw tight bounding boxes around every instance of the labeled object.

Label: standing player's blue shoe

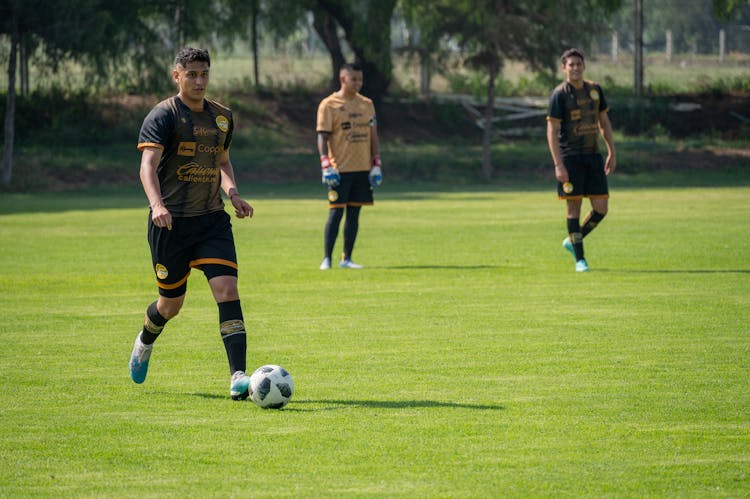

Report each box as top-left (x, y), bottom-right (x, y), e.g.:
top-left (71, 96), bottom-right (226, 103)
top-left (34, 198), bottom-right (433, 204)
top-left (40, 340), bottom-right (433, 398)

top-left (562, 237), bottom-right (576, 261)
top-left (129, 332), bottom-right (153, 384)
top-left (230, 371), bottom-right (251, 401)
top-left (339, 259), bottom-right (364, 269)
top-left (575, 259), bottom-right (589, 272)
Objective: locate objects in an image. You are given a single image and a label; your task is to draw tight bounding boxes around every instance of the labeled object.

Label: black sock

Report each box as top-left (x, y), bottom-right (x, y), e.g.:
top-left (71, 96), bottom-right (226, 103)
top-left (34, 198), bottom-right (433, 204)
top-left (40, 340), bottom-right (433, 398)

top-left (324, 208), bottom-right (344, 259)
top-left (141, 301), bottom-right (168, 345)
top-left (567, 218), bottom-right (584, 261)
top-left (219, 300), bottom-right (246, 374)
top-left (343, 206), bottom-right (361, 260)
top-left (581, 210), bottom-right (606, 238)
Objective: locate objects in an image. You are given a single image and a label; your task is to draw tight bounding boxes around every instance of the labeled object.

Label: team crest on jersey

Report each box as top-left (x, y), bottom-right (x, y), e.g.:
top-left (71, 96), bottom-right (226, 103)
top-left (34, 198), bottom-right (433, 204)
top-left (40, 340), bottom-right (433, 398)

top-left (589, 89), bottom-right (599, 101)
top-left (215, 115), bottom-right (229, 132)
top-left (155, 263), bottom-right (169, 279)
top-left (328, 190), bottom-right (339, 202)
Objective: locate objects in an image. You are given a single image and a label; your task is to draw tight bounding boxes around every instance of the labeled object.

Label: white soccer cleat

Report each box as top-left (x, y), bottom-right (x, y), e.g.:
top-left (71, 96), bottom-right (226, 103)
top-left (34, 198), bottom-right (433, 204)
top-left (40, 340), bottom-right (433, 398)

top-left (319, 257), bottom-right (331, 270)
top-left (129, 332), bottom-right (153, 384)
top-left (339, 259), bottom-right (364, 269)
top-left (230, 370), bottom-right (251, 400)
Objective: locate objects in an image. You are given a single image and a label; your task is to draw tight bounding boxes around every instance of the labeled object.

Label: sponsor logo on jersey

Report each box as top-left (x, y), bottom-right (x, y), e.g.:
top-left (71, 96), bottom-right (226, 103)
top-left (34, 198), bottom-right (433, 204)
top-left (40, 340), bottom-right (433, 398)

top-left (589, 89), bottom-right (599, 101)
top-left (176, 162), bottom-right (219, 183)
top-left (341, 121), bottom-right (352, 130)
top-left (216, 115), bottom-right (229, 132)
top-left (197, 143), bottom-right (223, 154)
top-left (570, 109), bottom-right (582, 121)
top-left (155, 263), bottom-right (169, 279)
top-left (178, 141), bottom-right (197, 156)
top-left (328, 190), bottom-right (339, 202)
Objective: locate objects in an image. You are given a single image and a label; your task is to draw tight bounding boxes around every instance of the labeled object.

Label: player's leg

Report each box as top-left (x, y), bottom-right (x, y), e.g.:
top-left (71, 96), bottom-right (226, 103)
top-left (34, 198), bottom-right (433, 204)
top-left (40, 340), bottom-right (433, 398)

top-left (131, 218), bottom-right (190, 384)
top-left (565, 198), bottom-right (586, 267)
top-left (339, 172), bottom-right (372, 269)
top-left (323, 207), bottom-right (344, 269)
top-left (207, 274), bottom-right (250, 400)
top-left (341, 205), bottom-right (362, 266)
top-left (581, 154), bottom-right (610, 238)
top-left (582, 198), bottom-right (608, 238)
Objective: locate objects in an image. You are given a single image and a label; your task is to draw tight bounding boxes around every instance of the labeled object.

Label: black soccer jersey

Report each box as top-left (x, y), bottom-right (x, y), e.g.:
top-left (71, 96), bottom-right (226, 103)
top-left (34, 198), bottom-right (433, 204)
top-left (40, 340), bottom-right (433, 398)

top-left (547, 81), bottom-right (608, 157)
top-left (138, 96), bottom-right (234, 217)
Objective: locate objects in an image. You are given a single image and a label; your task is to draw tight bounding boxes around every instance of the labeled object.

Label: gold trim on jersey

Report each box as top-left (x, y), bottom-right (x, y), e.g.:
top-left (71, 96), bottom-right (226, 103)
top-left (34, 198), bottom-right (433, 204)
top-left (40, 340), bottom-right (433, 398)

top-left (138, 142), bottom-right (164, 151)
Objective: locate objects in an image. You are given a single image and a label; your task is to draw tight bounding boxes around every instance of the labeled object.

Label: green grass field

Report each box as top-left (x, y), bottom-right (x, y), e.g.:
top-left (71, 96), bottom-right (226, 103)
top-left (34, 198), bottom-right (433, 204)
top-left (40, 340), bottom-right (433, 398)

top-left (1, 183), bottom-right (749, 497)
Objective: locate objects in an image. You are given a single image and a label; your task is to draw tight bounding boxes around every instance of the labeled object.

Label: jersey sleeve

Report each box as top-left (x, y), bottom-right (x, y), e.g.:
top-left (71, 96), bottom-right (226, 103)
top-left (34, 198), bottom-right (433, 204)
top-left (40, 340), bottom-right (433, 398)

top-left (316, 99), bottom-right (333, 133)
top-left (547, 89), bottom-right (565, 122)
top-left (137, 104), bottom-right (174, 151)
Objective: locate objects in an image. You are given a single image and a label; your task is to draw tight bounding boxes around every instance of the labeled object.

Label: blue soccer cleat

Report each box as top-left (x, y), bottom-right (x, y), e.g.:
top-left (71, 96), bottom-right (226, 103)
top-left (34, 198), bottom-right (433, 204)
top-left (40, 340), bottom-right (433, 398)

top-left (129, 332), bottom-right (153, 384)
top-left (575, 259), bottom-right (589, 272)
top-left (339, 259), bottom-right (364, 269)
top-left (230, 371), bottom-right (251, 401)
top-left (562, 237), bottom-right (576, 261)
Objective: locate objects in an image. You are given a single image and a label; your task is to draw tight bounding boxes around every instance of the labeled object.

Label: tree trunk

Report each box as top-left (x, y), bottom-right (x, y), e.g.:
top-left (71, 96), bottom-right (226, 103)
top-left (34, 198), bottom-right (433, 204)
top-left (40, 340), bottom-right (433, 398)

top-left (316, 0), bottom-right (395, 108)
top-left (312, 7), bottom-right (345, 92)
top-left (251, 1), bottom-right (260, 89)
top-left (3, 12), bottom-right (18, 186)
top-left (634, 0), bottom-right (644, 97)
top-left (481, 62), bottom-right (498, 180)
top-left (20, 33), bottom-right (29, 97)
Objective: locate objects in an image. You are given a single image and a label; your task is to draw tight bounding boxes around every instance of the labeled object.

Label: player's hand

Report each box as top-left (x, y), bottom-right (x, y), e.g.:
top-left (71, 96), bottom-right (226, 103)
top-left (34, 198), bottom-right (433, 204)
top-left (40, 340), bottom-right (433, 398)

top-left (605, 154), bottom-right (616, 175)
top-left (230, 195), bottom-right (253, 219)
top-left (369, 166), bottom-right (382, 189)
top-left (554, 163), bottom-right (569, 183)
top-left (322, 167), bottom-right (340, 187)
top-left (320, 155), bottom-right (340, 186)
top-left (151, 203), bottom-right (173, 230)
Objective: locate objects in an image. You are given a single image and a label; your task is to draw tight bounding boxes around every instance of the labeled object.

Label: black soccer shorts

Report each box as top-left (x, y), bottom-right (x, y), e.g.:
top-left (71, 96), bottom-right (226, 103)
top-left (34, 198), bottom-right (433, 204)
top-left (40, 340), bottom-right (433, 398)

top-left (147, 210), bottom-right (238, 298)
top-left (327, 171), bottom-right (374, 208)
top-left (557, 153), bottom-right (609, 200)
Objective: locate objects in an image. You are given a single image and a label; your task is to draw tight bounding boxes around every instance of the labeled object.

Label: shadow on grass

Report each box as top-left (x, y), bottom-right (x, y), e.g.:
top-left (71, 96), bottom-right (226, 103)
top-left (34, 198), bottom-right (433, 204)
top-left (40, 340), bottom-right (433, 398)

top-left (283, 399), bottom-right (504, 412)
top-left (188, 393), bottom-right (503, 411)
top-left (596, 268), bottom-right (750, 274)
top-left (379, 265), bottom-right (501, 270)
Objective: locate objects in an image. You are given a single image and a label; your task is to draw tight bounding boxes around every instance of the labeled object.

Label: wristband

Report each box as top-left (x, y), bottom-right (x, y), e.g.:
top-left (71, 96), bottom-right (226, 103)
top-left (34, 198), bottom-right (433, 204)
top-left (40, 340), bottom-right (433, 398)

top-left (320, 155), bottom-right (331, 169)
top-left (372, 155), bottom-right (382, 168)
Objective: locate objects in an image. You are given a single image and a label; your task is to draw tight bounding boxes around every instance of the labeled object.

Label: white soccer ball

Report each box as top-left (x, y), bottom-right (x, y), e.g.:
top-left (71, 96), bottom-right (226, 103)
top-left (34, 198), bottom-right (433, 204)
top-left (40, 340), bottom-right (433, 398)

top-left (249, 364), bottom-right (294, 409)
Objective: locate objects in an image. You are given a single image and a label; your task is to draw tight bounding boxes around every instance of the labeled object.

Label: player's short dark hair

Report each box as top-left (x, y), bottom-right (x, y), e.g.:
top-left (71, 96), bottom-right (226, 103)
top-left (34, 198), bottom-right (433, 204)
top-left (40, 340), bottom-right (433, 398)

top-left (340, 62), bottom-right (363, 73)
top-left (560, 48), bottom-right (585, 64)
top-left (174, 47), bottom-right (211, 68)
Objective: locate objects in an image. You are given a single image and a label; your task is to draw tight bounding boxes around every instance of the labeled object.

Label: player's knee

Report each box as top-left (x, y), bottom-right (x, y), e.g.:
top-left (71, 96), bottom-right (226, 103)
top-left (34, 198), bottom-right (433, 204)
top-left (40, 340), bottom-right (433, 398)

top-left (157, 298), bottom-right (184, 319)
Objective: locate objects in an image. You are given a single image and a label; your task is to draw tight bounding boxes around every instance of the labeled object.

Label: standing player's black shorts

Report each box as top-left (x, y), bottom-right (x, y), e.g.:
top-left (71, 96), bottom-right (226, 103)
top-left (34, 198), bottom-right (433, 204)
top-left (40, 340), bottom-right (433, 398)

top-left (558, 153), bottom-right (609, 200)
top-left (327, 171), bottom-right (373, 208)
top-left (148, 210), bottom-right (238, 298)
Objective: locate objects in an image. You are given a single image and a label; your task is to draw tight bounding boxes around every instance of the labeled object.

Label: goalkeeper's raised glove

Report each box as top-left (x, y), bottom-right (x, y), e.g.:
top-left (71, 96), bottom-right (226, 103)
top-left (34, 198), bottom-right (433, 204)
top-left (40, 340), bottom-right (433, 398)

top-left (320, 155), bottom-right (340, 187)
top-left (368, 155), bottom-right (383, 189)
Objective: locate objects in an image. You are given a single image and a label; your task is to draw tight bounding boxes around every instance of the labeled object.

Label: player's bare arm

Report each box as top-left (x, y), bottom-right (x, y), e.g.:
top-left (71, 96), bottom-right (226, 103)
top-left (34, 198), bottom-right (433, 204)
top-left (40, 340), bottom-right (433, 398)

top-left (598, 111), bottom-right (617, 175)
top-left (317, 132), bottom-right (330, 158)
top-left (139, 146), bottom-right (172, 230)
top-left (546, 119), bottom-right (568, 183)
top-left (217, 149), bottom-right (253, 219)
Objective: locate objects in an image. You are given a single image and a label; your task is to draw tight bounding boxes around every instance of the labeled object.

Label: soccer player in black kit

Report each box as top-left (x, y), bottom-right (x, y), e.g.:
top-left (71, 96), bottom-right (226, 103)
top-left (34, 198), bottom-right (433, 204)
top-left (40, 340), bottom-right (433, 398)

top-left (547, 48), bottom-right (617, 272)
top-left (129, 47), bottom-right (255, 400)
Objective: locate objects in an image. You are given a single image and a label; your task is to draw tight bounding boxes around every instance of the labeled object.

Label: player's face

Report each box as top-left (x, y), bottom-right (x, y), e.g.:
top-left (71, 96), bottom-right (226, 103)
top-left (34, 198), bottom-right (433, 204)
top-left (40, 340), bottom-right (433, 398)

top-left (173, 61), bottom-right (210, 106)
top-left (562, 56), bottom-right (585, 84)
top-left (340, 69), bottom-right (363, 96)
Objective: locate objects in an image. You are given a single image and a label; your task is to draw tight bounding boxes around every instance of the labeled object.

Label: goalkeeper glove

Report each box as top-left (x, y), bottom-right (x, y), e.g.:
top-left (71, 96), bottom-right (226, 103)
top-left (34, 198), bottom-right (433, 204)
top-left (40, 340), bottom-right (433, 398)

top-left (320, 155), bottom-right (340, 187)
top-left (369, 155), bottom-right (383, 189)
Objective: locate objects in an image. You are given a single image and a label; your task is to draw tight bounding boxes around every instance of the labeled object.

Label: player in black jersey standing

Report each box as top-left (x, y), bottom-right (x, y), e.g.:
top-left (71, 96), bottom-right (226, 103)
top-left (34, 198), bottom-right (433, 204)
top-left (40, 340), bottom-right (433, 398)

top-left (547, 48), bottom-right (616, 272)
top-left (130, 47), bottom-right (256, 400)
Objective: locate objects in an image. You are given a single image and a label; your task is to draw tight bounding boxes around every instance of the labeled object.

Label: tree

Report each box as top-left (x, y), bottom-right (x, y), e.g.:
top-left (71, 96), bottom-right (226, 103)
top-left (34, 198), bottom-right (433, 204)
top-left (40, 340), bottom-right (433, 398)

top-left (403, 0), bottom-right (622, 179)
top-left (314, 0), bottom-right (397, 107)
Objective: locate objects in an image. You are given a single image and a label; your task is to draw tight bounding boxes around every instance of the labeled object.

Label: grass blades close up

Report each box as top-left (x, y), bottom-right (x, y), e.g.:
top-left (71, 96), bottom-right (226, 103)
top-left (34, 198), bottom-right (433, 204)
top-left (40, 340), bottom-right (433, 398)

top-left (0, 185), bottom-right (748, 497)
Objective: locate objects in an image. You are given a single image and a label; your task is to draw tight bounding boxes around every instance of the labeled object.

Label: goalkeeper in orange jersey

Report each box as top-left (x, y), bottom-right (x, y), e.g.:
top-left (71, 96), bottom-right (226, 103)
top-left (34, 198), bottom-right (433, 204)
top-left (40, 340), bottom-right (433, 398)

top-left (316, 63), bottom-right (383, 270)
